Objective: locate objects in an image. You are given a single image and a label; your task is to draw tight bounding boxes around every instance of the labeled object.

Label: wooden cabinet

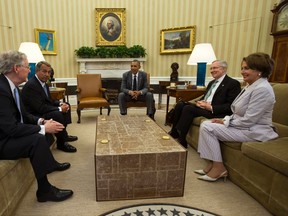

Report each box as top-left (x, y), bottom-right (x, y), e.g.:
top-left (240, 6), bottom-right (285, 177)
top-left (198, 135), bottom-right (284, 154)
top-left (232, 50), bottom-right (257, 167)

top-left (270, 0), bottom-right (288, 83)
top-left (270, 36), bottom-right (288, 82)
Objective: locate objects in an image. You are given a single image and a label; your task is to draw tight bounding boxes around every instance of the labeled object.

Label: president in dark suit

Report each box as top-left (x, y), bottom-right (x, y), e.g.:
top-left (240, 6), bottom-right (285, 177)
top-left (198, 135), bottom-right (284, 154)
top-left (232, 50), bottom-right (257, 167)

top-left (21, 61), bottom-right (77, 153)
top-left (0, 50), bottom-right (73, 202)
top-left (118, 60), bottom-right (155, 119)
top-left (169, 60), bottom-right (241, 148)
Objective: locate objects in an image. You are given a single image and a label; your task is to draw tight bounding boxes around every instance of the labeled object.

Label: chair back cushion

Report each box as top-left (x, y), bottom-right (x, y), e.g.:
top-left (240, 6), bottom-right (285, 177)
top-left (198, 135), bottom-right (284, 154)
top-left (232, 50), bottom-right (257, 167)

top-left (77, 74), bottom-right (102, 99)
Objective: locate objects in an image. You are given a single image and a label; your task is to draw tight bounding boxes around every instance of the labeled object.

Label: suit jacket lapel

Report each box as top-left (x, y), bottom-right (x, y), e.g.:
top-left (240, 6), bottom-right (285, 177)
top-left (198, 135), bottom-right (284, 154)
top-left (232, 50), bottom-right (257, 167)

top-left (138, 72), bottom-right (143, 89)
top-left (214, 76), bottom-right (228, 95)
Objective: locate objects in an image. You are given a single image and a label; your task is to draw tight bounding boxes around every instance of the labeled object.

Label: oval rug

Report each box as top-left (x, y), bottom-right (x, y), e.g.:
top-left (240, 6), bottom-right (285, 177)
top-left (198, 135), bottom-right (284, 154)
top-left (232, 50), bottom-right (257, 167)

top-left (99, 203), bottom-right (218, 216)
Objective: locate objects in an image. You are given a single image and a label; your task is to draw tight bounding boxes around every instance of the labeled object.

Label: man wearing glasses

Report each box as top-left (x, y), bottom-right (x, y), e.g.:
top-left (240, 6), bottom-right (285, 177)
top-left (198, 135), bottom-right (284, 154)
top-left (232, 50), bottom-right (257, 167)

top-left (168, 60), bottom-right (241, 148)
top-left (22, 61), bottom-right (77, 153)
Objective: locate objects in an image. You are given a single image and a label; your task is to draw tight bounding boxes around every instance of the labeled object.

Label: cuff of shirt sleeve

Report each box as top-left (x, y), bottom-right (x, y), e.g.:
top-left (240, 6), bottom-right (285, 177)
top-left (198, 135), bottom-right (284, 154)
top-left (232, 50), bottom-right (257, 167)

top-left (38, 118), bottom-right (45, 125)
top-left (223, 116), bottom-right (231, 127)
top-left (39, 125), bottom-right (45, 135)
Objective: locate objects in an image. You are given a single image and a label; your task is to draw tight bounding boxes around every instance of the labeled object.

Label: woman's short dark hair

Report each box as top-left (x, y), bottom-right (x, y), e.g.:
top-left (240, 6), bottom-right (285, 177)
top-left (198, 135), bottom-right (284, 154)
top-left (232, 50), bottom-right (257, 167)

top-left (242, 52), bottom-right (274, 78)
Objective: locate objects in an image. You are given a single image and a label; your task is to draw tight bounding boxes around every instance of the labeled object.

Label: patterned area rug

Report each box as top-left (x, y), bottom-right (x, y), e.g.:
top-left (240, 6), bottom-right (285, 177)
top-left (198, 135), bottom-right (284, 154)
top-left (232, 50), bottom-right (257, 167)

top-left (99, 203), bottom-right (218, 216)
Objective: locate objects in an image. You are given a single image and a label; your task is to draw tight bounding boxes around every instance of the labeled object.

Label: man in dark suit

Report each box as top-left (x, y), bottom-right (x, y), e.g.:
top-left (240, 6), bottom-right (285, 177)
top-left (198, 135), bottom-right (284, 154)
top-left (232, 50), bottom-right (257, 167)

top-left (118, 60), bottom-right (155, 119)
top-left (0, 50), bottom-right (73, 202)
top-left (169, 60), bottom-right (241, 148)
top-left (22, 61), bottom-right (77, 153)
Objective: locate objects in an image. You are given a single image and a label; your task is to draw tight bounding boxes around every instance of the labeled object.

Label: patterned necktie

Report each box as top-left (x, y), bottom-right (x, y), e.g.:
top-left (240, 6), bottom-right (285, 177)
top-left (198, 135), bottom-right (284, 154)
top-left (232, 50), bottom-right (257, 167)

top-left (43, 84), bottom-right (48, 97)
top-left (204, 80), bottom-right (218, 101)
top-left (14, 87), bottom-right (23, 123)
top-left (132, 75), bottom-right (137, 91)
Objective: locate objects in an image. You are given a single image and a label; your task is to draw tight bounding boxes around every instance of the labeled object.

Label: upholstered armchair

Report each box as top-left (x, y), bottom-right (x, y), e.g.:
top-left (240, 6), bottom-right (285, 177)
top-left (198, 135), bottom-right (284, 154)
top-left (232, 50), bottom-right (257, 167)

top-left (76, 74), bottom-right (111, 123)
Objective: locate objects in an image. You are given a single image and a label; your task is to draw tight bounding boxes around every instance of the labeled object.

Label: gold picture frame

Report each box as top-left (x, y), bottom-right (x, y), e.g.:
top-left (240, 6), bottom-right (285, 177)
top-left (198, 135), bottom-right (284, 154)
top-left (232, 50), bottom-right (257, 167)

top-left (160, 26), bottom-right (196, 54)
top-left (95, 8), bottom-right (126, 46)
top-left (34, 28), bottom-right (57, 55)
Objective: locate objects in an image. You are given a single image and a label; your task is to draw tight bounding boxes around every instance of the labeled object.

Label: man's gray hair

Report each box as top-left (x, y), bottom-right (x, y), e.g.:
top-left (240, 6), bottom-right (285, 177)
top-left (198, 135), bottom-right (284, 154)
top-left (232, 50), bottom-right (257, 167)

top-left (0, 50), bottom-right (26, 74)
top-left (213, 60), bottom-right (228, 69)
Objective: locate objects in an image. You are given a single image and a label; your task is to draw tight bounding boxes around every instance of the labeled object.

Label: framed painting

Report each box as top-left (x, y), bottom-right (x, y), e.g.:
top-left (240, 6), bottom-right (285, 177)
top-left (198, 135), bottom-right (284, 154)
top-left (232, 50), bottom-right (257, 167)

top-left (34, 28), bottom-right (57, 55)
top-left (160, 26), bottom-right (196, 54)
top-left (95, 8), bottom-right (126, 46)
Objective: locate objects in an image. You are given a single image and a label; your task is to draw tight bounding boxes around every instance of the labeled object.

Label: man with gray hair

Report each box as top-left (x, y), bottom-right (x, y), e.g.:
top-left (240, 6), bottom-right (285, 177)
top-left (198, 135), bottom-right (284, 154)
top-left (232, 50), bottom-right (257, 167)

top-left (0, 50), bottom-right (73, 202)
top-left (169, 60), bottom-right (241, 148)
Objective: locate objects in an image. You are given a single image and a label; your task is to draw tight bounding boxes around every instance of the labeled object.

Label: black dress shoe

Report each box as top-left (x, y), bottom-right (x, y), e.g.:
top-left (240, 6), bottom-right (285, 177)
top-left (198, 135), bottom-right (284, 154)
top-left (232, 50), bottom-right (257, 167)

top-left (168, 129), bottom-right (179, 139)
top-left (65, 135), bottom-right (78, 142)
top-left (54, 162), bottom-right (71, 171)
top-left (57, 142), bottom-right (77, 153)
top-left (177, 138), bottom-right (188, 148)
top-left (37, 186), bottom-right (73, 202)
top-left (148, 114), bottom-right (155, 121)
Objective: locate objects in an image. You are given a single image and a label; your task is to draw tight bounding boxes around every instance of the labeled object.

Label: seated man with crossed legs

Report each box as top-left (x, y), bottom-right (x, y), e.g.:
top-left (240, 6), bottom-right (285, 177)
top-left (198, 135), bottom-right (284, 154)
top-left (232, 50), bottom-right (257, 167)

top-left (169, 60), bottom-right (241, 148)
top-left (22, 61), bottom-right (77, 153)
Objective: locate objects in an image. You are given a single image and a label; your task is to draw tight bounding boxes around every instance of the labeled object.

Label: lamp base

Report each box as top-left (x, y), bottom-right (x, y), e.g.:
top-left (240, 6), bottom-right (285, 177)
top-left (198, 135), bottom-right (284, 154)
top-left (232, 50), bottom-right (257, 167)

top-left (28, 63), bottom-right (36, 80)
top-left (196, 62), bottom-right (207, 87)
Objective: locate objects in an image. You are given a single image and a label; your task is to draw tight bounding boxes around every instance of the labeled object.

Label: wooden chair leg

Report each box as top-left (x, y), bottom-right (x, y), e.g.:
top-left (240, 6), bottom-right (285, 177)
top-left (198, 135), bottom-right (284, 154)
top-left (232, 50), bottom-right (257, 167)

top-left (77, 109), bottom-right (81, 123)
top-left (100, 107), bottom-right (103, 115)
top-left (107, 106), bottom-right (111, 115)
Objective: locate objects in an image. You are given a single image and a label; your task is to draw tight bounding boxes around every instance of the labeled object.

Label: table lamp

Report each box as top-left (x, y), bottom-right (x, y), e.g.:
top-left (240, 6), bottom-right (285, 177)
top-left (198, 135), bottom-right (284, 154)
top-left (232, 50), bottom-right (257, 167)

top-left (187, 43), bottom-right (216, 87)
top-left (18, 42), bottom-right (45, 79)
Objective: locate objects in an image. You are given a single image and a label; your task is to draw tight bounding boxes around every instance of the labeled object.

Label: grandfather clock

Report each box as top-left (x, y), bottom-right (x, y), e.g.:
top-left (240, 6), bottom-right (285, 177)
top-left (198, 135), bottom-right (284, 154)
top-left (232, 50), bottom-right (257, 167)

top-left (270, 0), bottom-right (288, 83)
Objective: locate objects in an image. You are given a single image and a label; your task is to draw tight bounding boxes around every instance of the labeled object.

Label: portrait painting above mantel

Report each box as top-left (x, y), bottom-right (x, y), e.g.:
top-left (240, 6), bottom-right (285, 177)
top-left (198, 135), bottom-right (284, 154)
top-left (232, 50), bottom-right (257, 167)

top-left (95, 8), bottom-right (126, 46)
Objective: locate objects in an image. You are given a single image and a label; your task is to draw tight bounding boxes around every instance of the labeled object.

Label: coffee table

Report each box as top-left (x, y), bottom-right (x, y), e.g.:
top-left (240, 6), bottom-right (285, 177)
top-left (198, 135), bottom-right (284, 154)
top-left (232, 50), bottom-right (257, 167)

top-left (95, 114), bottom-right (187, 201)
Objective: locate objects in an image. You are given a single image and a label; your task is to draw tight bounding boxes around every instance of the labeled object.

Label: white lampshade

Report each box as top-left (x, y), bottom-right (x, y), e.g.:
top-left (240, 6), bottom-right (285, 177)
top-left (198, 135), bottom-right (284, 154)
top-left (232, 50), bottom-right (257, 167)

top-left (187, 43), bottom-right (216, 65)
top-left (18, 42), bottom-right (45, 63)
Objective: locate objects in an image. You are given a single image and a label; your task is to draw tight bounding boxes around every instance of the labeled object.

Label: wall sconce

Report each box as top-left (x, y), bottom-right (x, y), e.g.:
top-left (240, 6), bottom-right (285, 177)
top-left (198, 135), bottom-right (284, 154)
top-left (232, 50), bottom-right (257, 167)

top-left (187, 43), bottom-right (216, 86)
top-left (18, 42), bottom-right (45, 79)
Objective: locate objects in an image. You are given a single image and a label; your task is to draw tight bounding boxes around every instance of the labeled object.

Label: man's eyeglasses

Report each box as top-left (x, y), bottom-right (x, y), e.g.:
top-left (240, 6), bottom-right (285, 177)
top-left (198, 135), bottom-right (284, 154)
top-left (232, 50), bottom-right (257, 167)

top-left (19, 65), bottom-right (31, 70)
top-left (210, 66), bottom-right (223, 70)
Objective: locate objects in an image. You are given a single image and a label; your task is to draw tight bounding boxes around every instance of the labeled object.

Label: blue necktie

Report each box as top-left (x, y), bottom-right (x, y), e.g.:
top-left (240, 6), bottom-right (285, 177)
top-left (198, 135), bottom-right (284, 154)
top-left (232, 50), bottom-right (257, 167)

top-left (14, 87), bottom-right (23, 123)
top-left (43, 84), bottom-right (48, 97)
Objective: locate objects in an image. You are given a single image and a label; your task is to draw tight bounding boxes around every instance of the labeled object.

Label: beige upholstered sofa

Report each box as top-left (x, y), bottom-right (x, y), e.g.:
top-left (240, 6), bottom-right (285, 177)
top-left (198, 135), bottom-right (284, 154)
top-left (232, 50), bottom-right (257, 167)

top-left (0, 138), bottom-right (56, 216)
top-left (186, 83), bottom-right (288, 216)
top-left (0, 159), bottom-right (34, 216)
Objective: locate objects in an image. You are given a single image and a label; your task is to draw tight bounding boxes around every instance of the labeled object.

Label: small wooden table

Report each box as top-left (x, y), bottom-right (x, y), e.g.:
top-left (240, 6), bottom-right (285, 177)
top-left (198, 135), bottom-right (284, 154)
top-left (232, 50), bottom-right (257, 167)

top-left (165, 87), bottom-right (206, 125)
top-left (49, 87), bottom-right (66, 101)
top-left (158, 81), bottom-right (186, 109)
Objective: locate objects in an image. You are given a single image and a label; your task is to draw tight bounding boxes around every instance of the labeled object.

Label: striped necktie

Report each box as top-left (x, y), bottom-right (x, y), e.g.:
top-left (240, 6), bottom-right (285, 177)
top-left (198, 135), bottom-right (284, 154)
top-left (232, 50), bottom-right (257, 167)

top-left (14, 87), bottom-right (23, 123)
top-left (204, 80), bottom-right (218, 101)
top-left (43, 84), bottom-right (48, 97)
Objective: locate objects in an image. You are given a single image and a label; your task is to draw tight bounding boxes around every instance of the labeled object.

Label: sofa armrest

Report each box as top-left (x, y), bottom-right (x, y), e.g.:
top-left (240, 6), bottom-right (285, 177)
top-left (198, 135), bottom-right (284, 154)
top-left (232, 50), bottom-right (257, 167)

top-left (273, 122), bottom-right (288, 138)
top-left (192, 116), bottom-right (208, 126)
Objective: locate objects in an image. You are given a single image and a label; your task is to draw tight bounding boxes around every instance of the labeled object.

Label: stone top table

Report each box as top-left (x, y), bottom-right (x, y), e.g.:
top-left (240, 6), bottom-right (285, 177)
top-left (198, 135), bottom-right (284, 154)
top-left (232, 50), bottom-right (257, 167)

top-left (95, 114), bottom-right (187, 201)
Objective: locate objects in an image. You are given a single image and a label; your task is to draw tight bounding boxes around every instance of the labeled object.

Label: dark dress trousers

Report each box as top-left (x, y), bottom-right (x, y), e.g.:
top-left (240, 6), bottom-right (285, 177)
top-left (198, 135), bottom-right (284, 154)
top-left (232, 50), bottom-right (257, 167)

top-left (21, 76), bottom-right (71, 146)
top-left (118, 71), bottom-right (154, 115)
top-left (0, 74), bottom-right (58, 179)
top-left (175, 75), bottom-right (241, 139)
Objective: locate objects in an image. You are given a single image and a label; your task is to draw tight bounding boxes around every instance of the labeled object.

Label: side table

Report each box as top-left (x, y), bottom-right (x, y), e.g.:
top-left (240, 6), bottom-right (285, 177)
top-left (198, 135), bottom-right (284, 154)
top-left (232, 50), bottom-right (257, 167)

top-left (165, 87), bottom-right (206, 125)
top-left (158, 81), bottom-right (186, 109)
top-left (49, 87), bottom-right (66, 101)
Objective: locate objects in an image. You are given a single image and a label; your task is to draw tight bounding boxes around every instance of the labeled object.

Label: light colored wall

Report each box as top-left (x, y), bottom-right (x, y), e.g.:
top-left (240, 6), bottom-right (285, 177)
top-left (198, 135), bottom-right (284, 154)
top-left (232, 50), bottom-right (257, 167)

top-left (0, 0), bottom-right (279, 84)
